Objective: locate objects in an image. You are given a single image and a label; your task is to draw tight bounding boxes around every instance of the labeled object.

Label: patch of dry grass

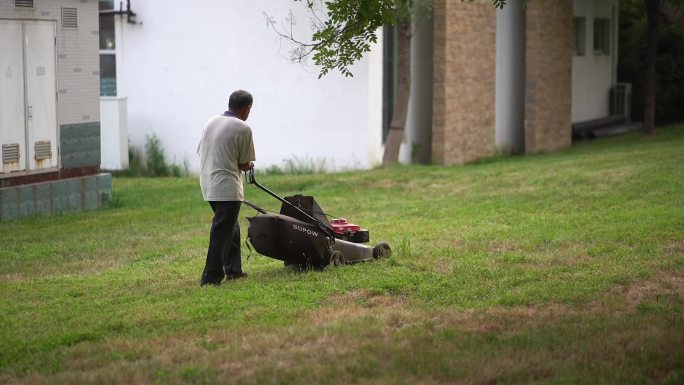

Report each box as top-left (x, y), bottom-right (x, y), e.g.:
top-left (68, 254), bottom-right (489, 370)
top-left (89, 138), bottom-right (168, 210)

top-left (5, 271), bottom-right (680, 385)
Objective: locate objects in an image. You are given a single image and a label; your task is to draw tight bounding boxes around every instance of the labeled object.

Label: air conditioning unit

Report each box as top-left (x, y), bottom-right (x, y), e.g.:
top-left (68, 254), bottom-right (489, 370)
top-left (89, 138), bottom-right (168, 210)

top-left (610, 83), bottom-right (632, 124)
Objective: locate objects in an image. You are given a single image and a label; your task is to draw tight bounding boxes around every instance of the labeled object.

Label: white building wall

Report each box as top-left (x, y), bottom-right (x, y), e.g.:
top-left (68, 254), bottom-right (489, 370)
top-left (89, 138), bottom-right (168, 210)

top-left (112, 0), bottom-right (383, 173)
top-left (572, 0), bottom-right (616, 123)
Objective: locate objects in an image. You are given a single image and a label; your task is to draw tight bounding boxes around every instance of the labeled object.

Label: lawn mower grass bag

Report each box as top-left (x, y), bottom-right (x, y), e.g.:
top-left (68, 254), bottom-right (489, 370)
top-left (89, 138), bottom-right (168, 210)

top-left (244, 171), bottom-right (391, 270)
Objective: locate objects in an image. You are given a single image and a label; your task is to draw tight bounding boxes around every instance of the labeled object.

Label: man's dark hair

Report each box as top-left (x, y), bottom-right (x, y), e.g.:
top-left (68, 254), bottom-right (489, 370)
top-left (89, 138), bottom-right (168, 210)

top-left (228, 90), bottom-right (253, 110)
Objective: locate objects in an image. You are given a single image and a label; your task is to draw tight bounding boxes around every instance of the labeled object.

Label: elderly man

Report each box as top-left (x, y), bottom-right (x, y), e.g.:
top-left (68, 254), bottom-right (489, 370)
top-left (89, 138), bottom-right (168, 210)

top-left (197, 90), bottom-right (256, 286)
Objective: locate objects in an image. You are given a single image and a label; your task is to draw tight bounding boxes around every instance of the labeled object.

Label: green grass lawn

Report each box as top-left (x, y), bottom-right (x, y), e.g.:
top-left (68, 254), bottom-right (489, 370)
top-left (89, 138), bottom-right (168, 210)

top-left (1, 125), bottom-right (683, 385)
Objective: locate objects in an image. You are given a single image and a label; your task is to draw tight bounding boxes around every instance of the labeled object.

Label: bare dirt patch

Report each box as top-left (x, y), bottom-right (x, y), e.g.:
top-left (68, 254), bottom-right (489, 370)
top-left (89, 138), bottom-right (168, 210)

top-left (308, 289), bottom-right (411, 325)
top-left (433, 258), bottom-right (455, 274)
top-left (307, 270), bottom-right (684, 335)
top-left (661, 240), bottom-right (684, 258)
top-left (375, 179), bottom-right (399, 189)
top-left (615, 271), bottom-right (683, 308)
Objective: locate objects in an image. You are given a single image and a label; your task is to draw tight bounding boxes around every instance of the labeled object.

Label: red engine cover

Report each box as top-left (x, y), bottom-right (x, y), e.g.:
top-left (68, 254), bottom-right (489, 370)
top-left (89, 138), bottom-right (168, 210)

top-left (330, 218), bottom-right (361, 234)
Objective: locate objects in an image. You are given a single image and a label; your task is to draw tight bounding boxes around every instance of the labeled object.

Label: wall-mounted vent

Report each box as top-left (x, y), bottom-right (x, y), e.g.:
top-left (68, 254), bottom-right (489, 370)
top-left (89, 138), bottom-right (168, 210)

top-left (14, 0), bottom-right (34, 8)
top-left (2, 144), bottom-right (20, 164)
top-left (34, 141), bottom-right (52, 160)
top-left (62, 7), bottom-right (78, 28)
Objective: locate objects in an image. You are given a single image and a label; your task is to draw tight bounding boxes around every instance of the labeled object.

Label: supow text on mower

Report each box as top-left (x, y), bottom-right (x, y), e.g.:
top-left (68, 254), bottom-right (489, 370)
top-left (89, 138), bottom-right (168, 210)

top-left (293, 223), bottom-right (319, 237)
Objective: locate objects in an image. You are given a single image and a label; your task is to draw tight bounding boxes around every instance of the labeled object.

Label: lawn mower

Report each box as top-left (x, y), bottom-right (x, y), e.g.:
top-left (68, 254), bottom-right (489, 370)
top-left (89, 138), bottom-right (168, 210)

top-left (243, 169), bottom-right (391, 270)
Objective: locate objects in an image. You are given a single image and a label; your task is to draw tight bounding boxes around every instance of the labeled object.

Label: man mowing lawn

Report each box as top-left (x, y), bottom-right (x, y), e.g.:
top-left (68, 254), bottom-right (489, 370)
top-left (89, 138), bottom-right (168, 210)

top-left (197, 90), bottom-right (256, 286)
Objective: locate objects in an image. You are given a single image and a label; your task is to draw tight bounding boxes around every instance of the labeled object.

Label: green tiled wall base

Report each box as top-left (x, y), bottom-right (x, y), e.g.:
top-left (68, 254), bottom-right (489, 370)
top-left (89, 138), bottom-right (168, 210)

top-left (60, 122), bottom-right (101, 169)
top-left (0, 174), bottom-right (112, 221)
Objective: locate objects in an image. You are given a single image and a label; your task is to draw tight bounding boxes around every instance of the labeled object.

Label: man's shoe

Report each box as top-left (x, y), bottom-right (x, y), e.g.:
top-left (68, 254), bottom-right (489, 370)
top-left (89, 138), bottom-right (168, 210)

top-left (224, 272), bottom-right (247, 281)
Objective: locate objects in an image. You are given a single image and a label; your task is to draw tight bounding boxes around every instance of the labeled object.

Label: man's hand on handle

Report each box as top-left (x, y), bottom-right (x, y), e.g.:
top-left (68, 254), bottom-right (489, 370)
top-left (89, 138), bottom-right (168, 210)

top-left (238, 161), bottom-right (254, 172)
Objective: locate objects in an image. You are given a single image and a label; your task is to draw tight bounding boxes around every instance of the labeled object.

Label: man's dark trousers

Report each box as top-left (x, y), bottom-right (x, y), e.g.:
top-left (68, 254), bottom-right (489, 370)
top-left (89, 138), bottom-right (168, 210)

top-left (201, 201), bottom-right (242, 285)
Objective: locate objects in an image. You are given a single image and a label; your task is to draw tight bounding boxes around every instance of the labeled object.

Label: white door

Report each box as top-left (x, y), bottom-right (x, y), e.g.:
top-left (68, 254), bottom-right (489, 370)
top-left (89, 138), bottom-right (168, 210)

top-left (0, 20), bottom-right (27, 174)
top-left (25, 21), bottom-right (57, 171)
top-left (0, 20), bottom-right (57, 176)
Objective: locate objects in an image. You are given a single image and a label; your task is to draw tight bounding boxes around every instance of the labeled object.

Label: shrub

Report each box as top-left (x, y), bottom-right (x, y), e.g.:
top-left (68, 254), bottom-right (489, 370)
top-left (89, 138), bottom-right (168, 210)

top-left (282, 154), bottom-right (328, 174)
top-left (116, 134), bottom-right (189, 178)
top-left (144, 133), bottom-right (170, 177)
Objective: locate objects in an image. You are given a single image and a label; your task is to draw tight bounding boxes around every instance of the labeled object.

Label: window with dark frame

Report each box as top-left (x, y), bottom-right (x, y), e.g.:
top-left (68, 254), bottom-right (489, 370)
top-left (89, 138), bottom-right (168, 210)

top-left (593, 18), bottom-right (611, 55)
top-left (99, 0), bottom-right (116, 96)
top-left (574, 17), bottom-right (586, 56)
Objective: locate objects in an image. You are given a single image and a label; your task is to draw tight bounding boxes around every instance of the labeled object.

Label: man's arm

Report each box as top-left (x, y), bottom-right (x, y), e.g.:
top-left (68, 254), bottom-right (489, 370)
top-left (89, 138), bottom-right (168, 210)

top-left (238, 129), bottom-right (256, 172)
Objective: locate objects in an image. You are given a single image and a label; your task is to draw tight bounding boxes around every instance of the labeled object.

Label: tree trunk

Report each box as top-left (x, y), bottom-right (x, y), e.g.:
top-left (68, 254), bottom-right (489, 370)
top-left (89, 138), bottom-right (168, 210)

top-left (643, 0), bottom-right (660, 136)
top-left (382, 21), bottom-right (411, 166)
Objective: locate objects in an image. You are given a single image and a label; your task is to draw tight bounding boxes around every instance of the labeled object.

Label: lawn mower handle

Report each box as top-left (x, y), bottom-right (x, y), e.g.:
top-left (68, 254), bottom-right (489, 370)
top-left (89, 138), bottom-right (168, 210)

top-left (245, 169), bottom-right (336, 239)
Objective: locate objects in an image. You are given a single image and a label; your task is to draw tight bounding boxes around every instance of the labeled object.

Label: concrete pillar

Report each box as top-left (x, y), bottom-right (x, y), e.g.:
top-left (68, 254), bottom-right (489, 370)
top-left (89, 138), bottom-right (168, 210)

top-left (495, 0), bottom-right (525, 154)
top-left (401, 7), bottom-right (434, 164)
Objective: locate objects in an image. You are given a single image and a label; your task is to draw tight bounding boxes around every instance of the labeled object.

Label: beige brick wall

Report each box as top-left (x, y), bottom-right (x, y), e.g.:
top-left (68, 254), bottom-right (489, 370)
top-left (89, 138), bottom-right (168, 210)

top-left (57, 0), bottom-right (100, 126)
top-left (524, 0), bottom-right (573, 153)
top-left (432, 0), bottom-right (496, 165)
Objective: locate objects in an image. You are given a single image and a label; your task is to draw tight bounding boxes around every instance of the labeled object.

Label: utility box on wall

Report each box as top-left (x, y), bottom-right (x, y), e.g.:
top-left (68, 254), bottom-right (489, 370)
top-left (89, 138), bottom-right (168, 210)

top-left (100, 97), bottom-right (128, 170)
top-left (0, 0), bottom-right (112, 221)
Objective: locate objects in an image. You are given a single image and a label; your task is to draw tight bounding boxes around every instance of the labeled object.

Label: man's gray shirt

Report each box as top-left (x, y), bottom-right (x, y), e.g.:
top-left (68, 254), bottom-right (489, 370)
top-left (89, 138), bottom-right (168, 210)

top-left (197, 114), bottom-right (256, 201)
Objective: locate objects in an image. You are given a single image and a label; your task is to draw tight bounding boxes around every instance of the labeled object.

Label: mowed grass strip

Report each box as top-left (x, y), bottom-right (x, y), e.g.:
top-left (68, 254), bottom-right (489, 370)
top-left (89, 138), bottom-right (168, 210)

top-left (0, 125), bottom-right (682, 384)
